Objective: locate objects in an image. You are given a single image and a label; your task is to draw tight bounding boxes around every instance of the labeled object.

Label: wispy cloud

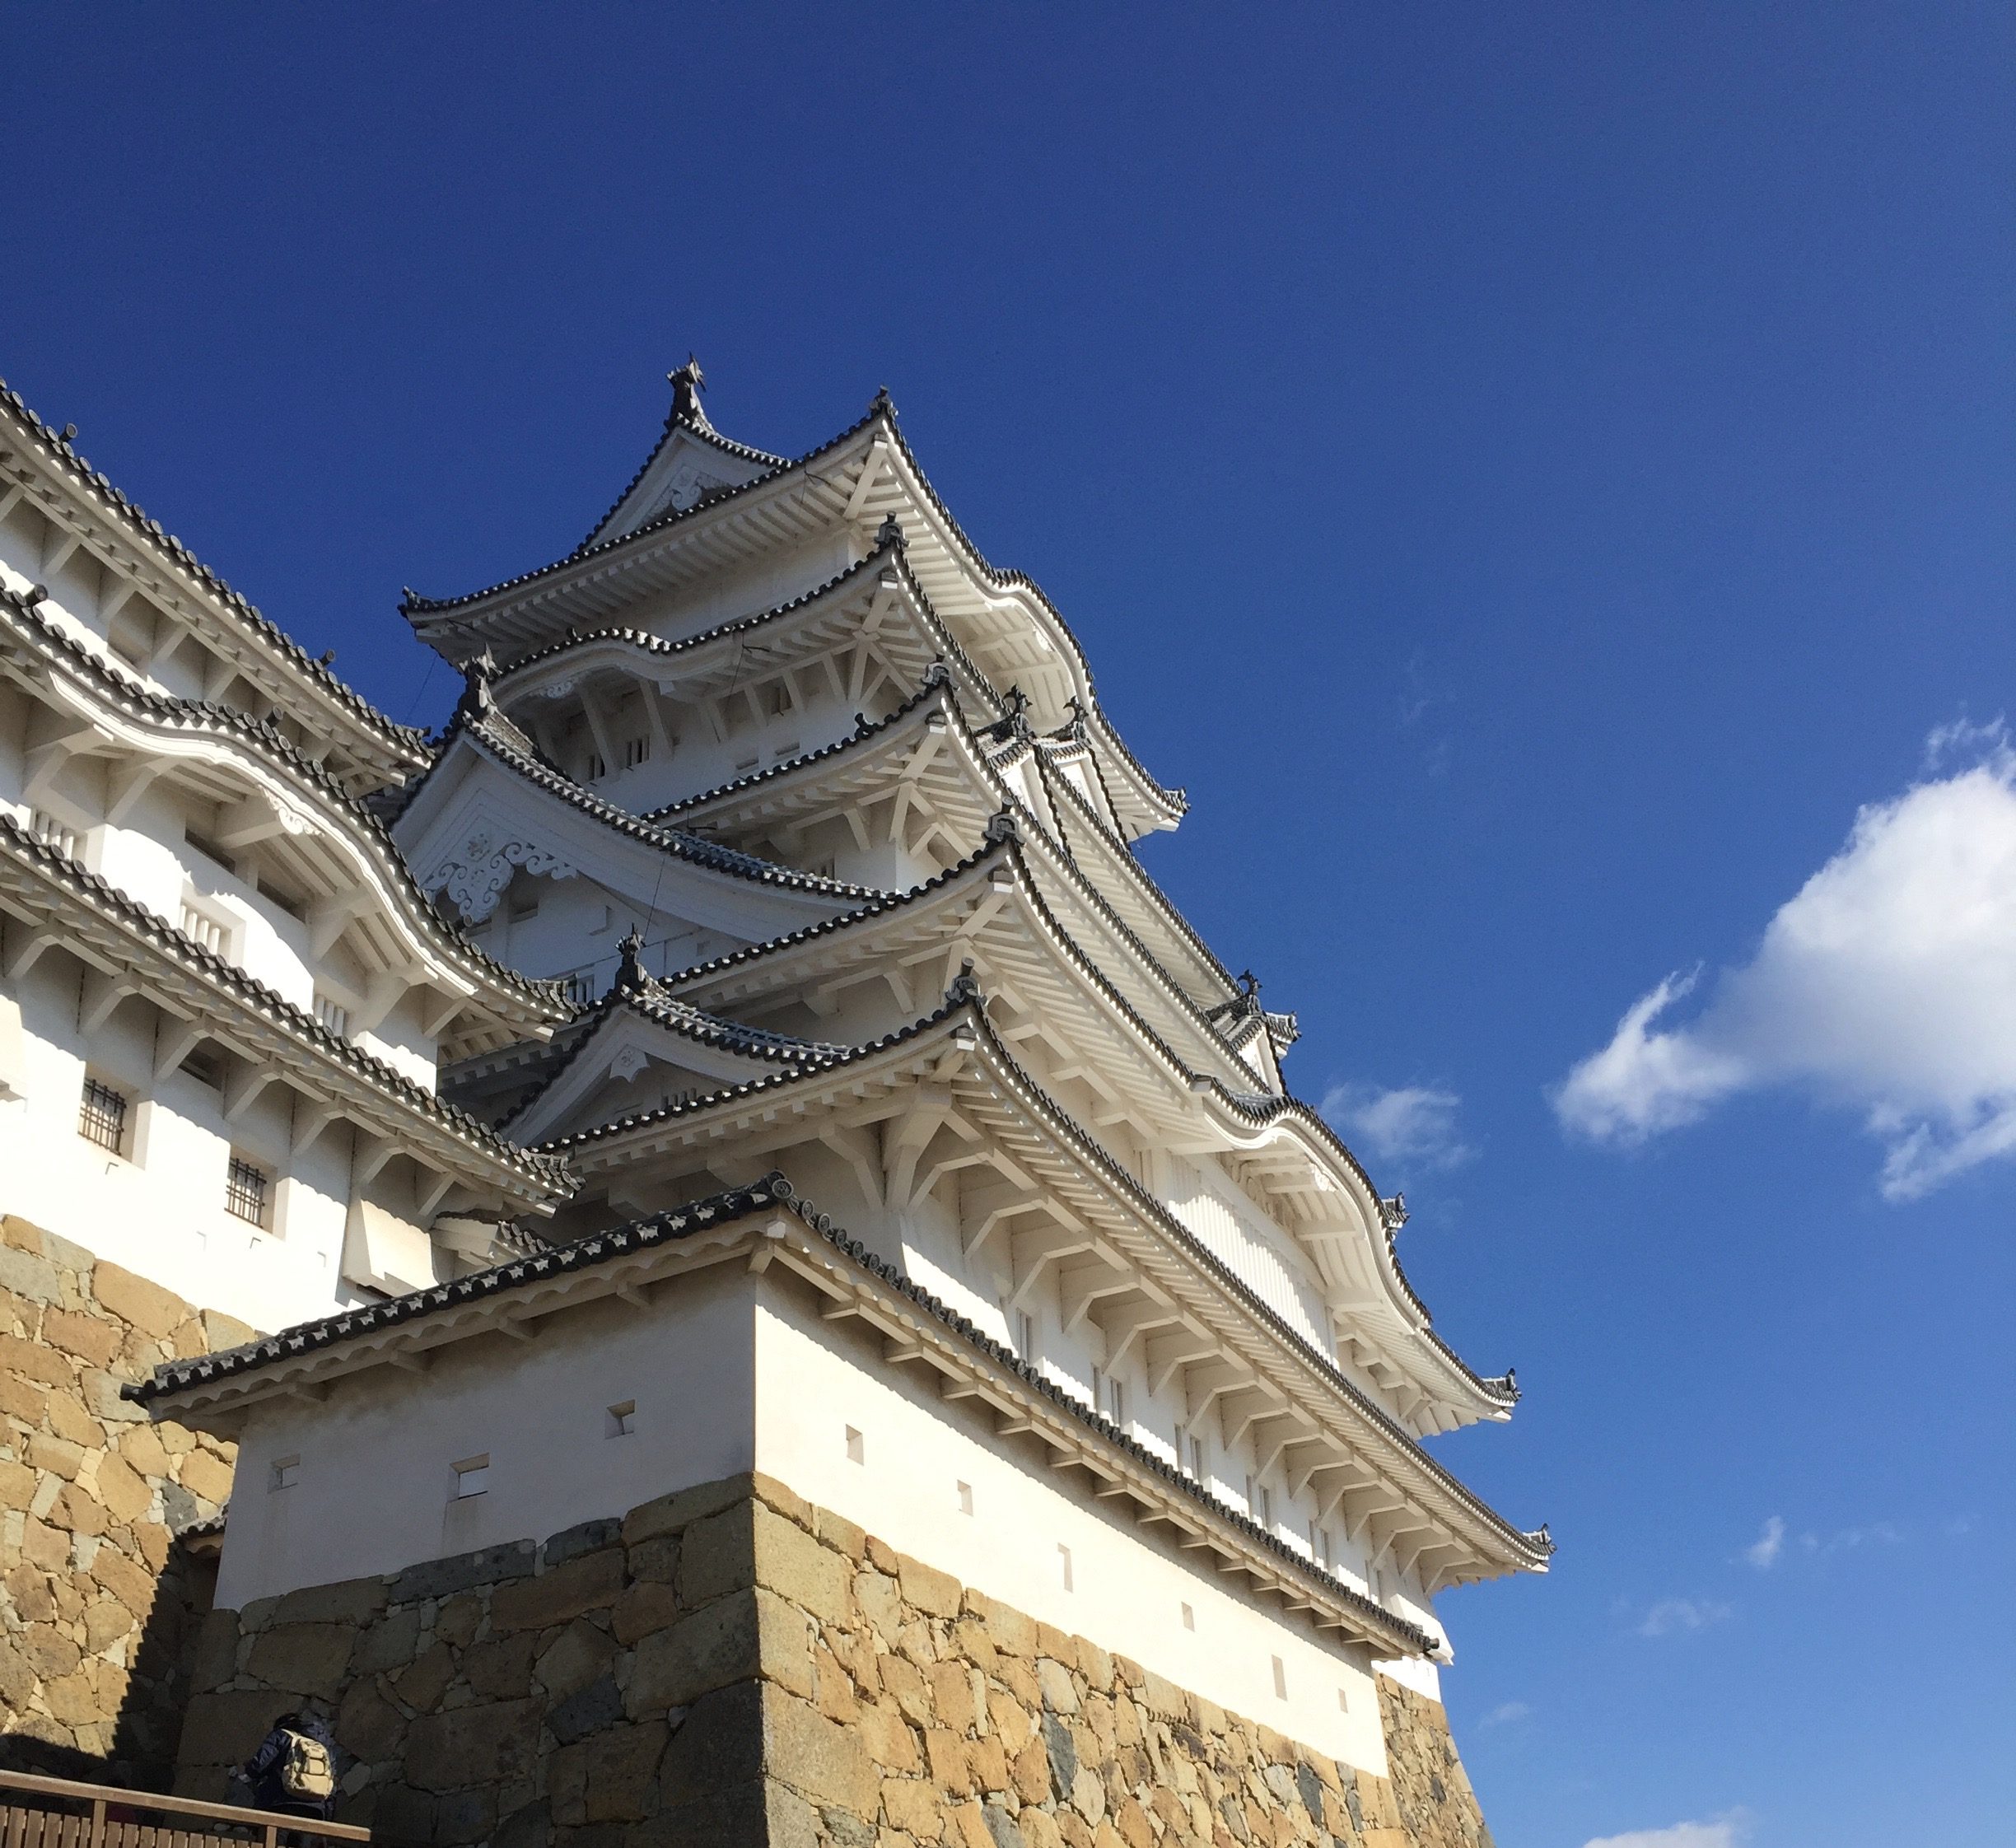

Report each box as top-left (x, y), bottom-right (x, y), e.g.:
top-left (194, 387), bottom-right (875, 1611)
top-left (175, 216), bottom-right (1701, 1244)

top-left (1798, 1519), bottom-right (1902, 1559)
top-left (1555, 718), bottom-right (2016, 1197)
top-left (1636, 1597), bottom-right (1732, 1639)
top-left (1744, 1515), bottom-right (1786, 1570)
top-left (1322, 1082), bottom-right (1474, 1174)
top-left (1478, 1700), bottom-right (1531, 1729)
top-left (1584, 1814), bottom-right (1749, 1848)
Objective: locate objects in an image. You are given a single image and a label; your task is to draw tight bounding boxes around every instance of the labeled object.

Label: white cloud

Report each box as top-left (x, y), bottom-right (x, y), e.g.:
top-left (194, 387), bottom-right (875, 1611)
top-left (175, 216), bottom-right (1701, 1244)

top-left (1745, 1515), bottom-right (1786, 1570)
top-left (1555, 721), bottom-right (2016, 1197)
top-left (1799, 1519), bottom-right (1902, 1558)
top-left (1322, 1082), bottom-right (1473, 1173)
top-left (1478, 1700), bottom-right (1531, 1729)
top-left (1584, 1816), bottom-right (1748, 1848)
top-left (1636, 1597), bottom-right (1731, 1639)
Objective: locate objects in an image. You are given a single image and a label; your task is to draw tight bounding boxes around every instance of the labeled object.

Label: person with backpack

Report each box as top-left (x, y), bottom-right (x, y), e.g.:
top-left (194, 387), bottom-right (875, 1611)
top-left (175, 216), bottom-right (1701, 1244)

top-left (236, 1711), bottom-right (339, 1819)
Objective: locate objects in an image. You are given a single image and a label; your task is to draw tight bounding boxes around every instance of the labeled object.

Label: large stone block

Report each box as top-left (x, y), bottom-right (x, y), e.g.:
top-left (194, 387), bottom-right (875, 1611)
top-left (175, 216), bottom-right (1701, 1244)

top-left (490, 1546), bottom-right (625, 1632)
top-left (41, 1305), bottom-right (121, 1365)
top-left (761, 1682), bottom-right (878, 1815)
top-left (245, 1621), bottom-right (356, 1700)
top-left (336, 1678), bottom-right (409, 1763)
top-left (676, 1502), bottom-right (758, 1607)
top-left (273, 1574), bottom-right (390, 1626)
top-left (628, 1586), bottom-right (763, 1716)
top-left (656, 1679), bottom-right (765, 1805)
top-left (0, 1332), bottom-right (74, 1387)
top-left (91, 1262), bottom-right (189, 1338)
top-left (551, 1720), bottom-right (670, 1825)
top-left (388, 1538), bottom-right (537, 1603)
top-left (406, 1698), bottom-right (544, 1792)
top-left (753, 1500), bottom-right (852, 1625)
top-left (537, 1617), bottom-right (620, 1701)
top-left (176, 1687), bottom-right (300, 1766)
top-left (622, 1472), bottom-right (752, 1548)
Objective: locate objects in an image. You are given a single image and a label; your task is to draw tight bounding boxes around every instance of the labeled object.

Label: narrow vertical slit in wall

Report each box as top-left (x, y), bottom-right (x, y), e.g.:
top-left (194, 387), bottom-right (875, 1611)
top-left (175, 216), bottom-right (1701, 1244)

top-left (1272, 1656), bottom-right (1287, 1700)
top-left (1058, 1543), bottom-right (1073, 1591)
top-left (845, 1426), bottom-right (865, 1464)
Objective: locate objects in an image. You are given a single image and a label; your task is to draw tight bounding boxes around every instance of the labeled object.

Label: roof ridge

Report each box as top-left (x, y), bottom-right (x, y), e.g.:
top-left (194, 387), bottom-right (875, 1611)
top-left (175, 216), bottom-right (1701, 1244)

top-left (575, 406), bottom-right (791, 555)
top-left (0, 378), bottom-right (427, 762)
top-left (403, 399), bottom-right (887, 619)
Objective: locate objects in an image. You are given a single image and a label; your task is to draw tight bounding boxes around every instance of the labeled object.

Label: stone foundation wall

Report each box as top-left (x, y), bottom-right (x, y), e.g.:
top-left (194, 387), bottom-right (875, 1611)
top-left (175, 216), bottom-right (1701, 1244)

top-left (175, 1472), bottom-right (1493, 1848)
top-left (0, 1215), bottom-right (249, 1783)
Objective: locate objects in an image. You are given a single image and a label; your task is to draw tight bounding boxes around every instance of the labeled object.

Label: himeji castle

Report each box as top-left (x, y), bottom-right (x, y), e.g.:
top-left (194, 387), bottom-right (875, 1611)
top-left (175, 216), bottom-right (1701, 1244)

top-left (0, 358), bottom-right (1547, 1848)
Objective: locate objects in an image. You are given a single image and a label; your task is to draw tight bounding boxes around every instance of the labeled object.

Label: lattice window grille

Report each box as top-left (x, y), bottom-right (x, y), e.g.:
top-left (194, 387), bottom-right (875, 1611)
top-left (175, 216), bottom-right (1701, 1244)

top-left (225, 1155), bottom-right (269, 1225)
top-left (78, 1077), bottom-right (128, 1153)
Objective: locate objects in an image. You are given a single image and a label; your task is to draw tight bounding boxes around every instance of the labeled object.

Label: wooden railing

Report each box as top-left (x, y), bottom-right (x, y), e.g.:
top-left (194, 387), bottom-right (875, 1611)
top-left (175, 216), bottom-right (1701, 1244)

top-left (0, 1771), bottom-right (368, 1848)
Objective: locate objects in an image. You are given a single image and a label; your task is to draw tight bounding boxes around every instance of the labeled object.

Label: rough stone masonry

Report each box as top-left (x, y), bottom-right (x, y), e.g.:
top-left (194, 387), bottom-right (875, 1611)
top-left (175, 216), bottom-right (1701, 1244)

top-left (175, 1472), bottom-right (1493, 1848)
top-left (0, 1214), bottom-right (245, 1782)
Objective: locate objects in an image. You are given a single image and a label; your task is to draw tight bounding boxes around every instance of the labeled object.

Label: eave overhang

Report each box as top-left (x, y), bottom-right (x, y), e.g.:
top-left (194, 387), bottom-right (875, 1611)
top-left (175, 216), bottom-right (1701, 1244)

top-left (491, 537), bottom-right (1001, 733)
top-left (539, 995), bottom-right (1541, 1556)
top-left (0, 380), bottom-right (428, 787)
top-left (393, 716), bottom-right (894, 932)
top-left (0, 585), bottom-right (569, 1048)
top-left (400, 402), bottom-right (1183, 841)
top-left (0, 816), bottom-right (574, 1211)
top-left (128, 1172), bottom-right (1449, 1657)
top-left (660, 676), bottom-right (1239, 1015)
top-left (502, 968), bottom-right (846, 1142)
top-left (656, 825), bottom-right (1266, 1127)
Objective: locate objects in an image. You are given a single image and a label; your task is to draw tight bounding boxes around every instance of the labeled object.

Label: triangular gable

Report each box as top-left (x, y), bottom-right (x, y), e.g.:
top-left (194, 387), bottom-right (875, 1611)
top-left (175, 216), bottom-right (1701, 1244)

top-left (585, 421), bottom-right (780, 553)
top-left (507, 987), bottom-right (838, 1143)
top-left (391, 726), bottom-right (863, 942)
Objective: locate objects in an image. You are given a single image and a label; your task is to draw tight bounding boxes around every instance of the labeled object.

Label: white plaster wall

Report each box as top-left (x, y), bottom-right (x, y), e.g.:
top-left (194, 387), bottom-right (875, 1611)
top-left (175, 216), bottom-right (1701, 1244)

top-left (0, 959), bottom-right (366, 1332)
top-left (216, 1269), bottom-right (759, 1609)
top-left (753, 1296), bottom-right (1393, 1776)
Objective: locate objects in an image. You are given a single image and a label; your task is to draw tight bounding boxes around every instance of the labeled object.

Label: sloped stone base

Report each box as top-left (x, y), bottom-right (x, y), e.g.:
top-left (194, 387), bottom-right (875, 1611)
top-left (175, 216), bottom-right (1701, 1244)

top-left (0, 1215), bottom-right (249, 1785)
top-left (176, 1472), bottom-right (1493, 1848)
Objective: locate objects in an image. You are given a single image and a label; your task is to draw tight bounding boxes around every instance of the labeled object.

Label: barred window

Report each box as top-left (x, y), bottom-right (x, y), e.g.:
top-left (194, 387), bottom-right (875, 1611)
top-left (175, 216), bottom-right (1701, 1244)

top-left (224, 1155), bottom-right (269, 1225)
top-left (314, 992), bottom-right (350, 1038)
top-left (78, 1077), bottom-right (128, 1153)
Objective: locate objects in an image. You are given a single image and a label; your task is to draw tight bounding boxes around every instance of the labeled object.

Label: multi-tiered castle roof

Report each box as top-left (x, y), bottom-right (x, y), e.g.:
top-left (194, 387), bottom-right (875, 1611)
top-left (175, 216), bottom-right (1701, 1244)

top-left (379, 364), bottom-right (1548, 1636)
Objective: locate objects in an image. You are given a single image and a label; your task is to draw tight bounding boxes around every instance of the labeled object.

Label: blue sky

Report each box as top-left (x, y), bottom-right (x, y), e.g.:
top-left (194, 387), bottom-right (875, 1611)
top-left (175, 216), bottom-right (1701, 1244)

top-left (3, 7), bottom-right (2009, 1843)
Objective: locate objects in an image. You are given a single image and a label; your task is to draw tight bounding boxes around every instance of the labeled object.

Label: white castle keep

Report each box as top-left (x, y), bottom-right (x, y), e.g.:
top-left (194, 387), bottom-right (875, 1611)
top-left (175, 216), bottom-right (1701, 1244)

top-left (0, 360), bottom-right (1547, 1836)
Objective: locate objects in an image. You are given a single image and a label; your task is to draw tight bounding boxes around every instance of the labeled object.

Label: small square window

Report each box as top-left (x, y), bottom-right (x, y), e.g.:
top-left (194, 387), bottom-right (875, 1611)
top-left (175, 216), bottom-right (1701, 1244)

top-left (225, 1155), bottom-right (270, 1226)
top-left (78, 1076), bottom-right (128, 1154)
top-left (607, 1401), bottom-right (636, 1438)
top-left (1272, 1655), bottom-right (1287, 1700)
top-left (623, 736), bottom-right (651, 769)
top-left (269, 1455), bottom-right (300, 1492)
top-left (845, 1426), bottom-right (865, 1465)
top-left (453, 1455), bottom-right (489, 1498)
top-left (585, 751), bottom-right (608, 782)
top-left (957, 1481), bottom-right (974, 1516)
top-left (314, 992), bottom-right (351, 1038)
